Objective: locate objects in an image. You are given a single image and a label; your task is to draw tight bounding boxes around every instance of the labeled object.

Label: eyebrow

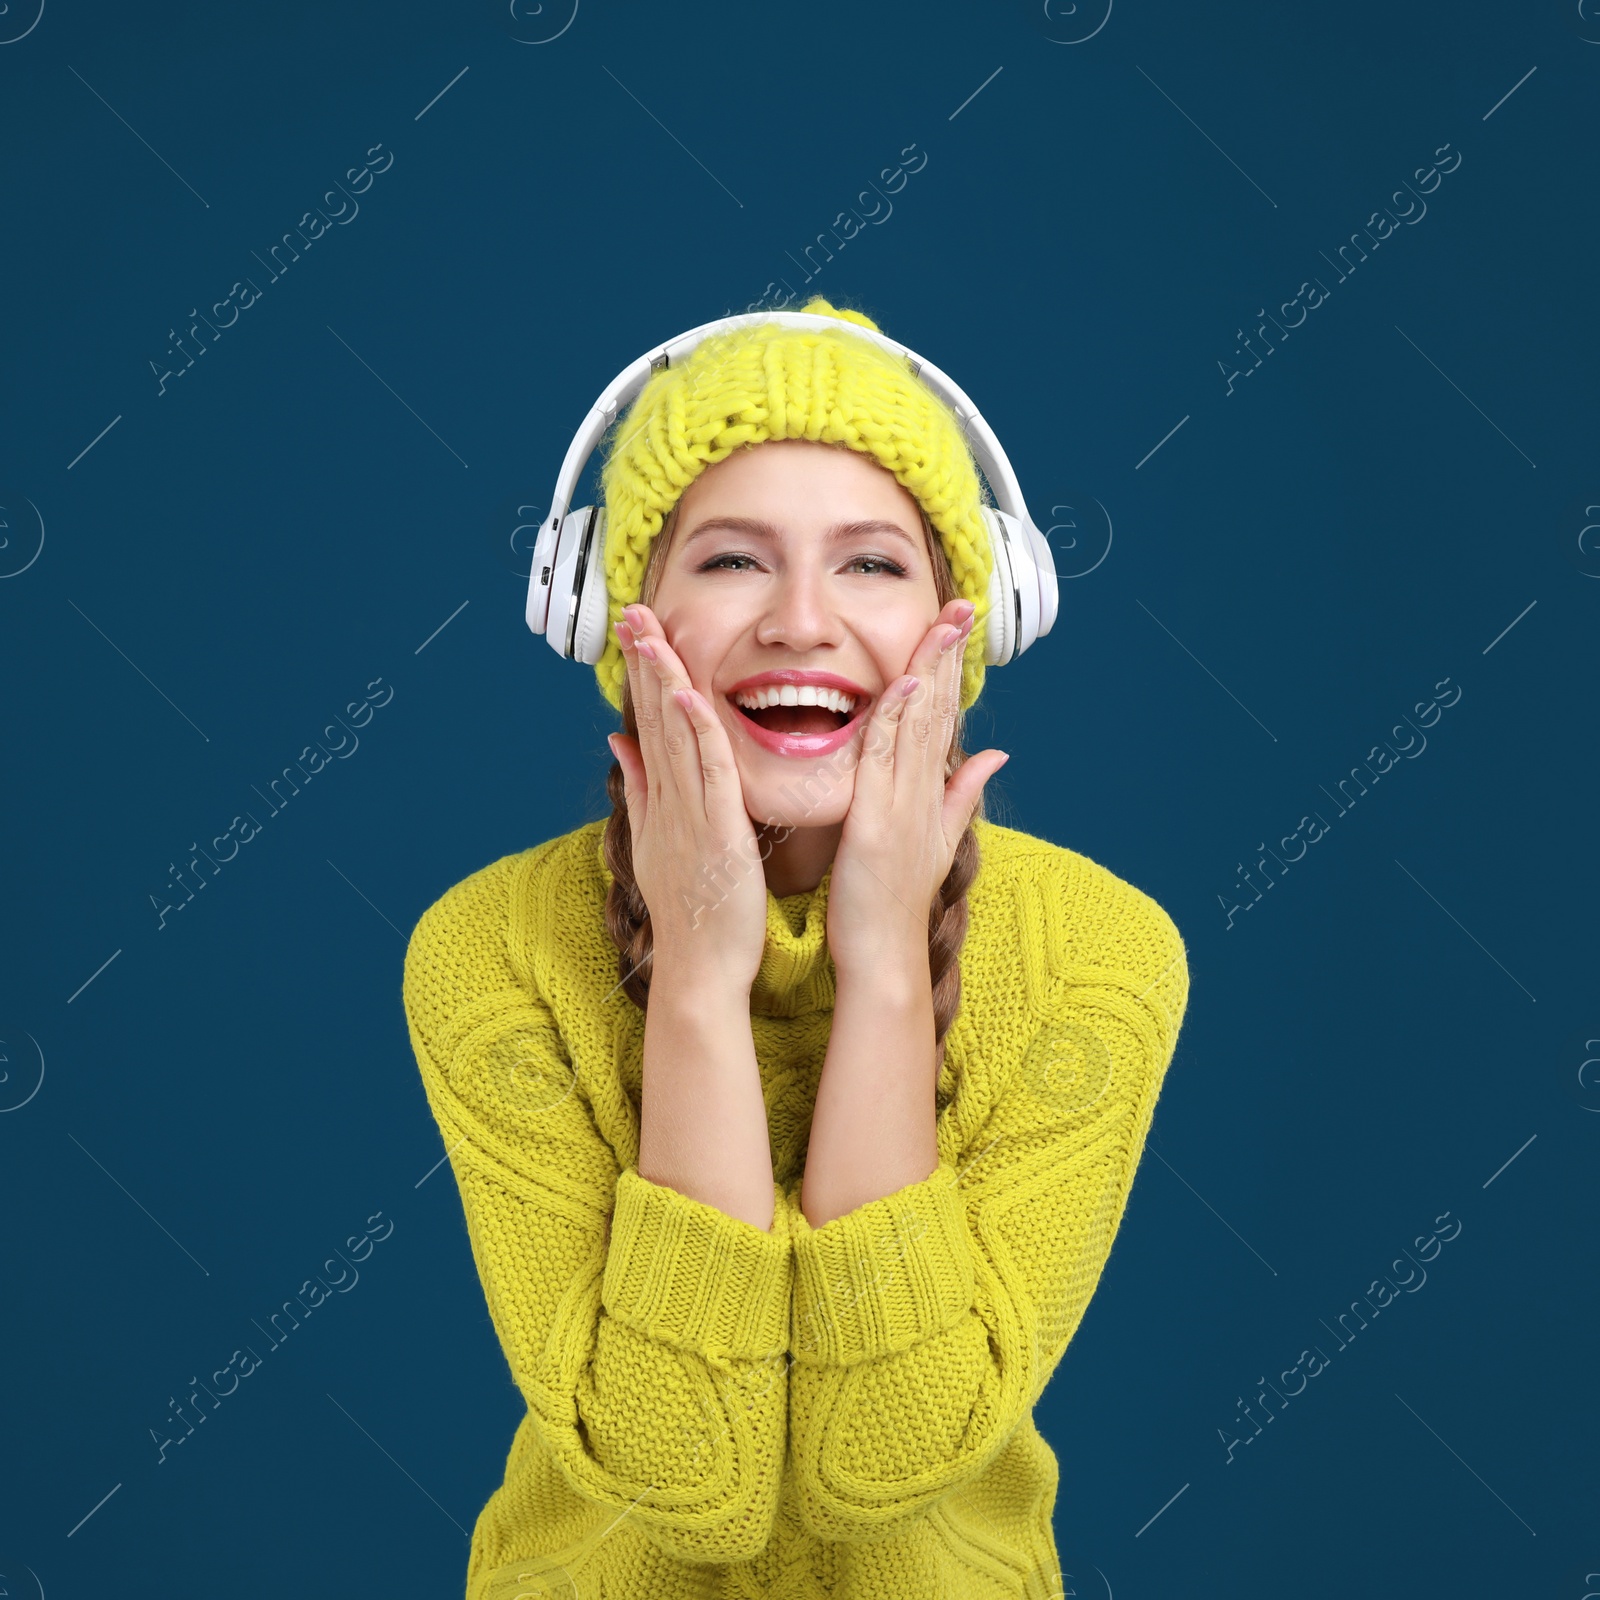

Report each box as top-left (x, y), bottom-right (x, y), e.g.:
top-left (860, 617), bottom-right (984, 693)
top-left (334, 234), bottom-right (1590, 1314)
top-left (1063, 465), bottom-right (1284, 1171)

top-left (680, 515), bottom-right (922, 552)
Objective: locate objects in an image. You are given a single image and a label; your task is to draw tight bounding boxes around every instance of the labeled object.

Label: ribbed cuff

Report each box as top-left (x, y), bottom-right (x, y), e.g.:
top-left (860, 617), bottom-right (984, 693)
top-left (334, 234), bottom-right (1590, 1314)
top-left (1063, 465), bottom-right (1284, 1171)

top-left (601, 1168), bottom-right (793, 1363)
top-left (789, 1162), bottom-right (974, 1367)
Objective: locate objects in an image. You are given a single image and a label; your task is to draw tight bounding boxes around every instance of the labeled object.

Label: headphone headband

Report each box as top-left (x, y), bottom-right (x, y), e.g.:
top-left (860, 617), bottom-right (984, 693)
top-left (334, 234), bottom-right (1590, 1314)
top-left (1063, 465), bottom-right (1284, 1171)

top-left (527, 310), bottom-right (1058, 674)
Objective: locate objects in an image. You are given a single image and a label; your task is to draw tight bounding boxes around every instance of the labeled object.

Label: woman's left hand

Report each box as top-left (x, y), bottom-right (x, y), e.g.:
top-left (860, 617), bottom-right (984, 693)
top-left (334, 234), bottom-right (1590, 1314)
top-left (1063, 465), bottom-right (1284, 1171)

top-left (825, 597), bottom-right (1010, 979)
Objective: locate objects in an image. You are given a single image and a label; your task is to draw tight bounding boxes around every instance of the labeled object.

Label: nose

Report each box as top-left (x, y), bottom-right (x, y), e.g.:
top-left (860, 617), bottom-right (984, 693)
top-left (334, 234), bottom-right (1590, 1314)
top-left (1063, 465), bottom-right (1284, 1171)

top-left (753, 563), bottom-right (844, 652)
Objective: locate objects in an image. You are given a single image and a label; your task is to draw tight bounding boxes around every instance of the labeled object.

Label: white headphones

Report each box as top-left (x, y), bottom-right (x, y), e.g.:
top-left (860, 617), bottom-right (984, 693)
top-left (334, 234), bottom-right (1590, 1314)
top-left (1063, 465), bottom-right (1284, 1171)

top-left (525, 311), bottom-right (1059, 671)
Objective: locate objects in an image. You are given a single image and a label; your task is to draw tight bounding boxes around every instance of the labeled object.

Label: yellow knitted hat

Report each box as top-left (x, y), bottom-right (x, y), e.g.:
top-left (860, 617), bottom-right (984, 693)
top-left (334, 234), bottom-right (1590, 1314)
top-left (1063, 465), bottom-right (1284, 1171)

top-left (593, 297), bottom-right (995, 714)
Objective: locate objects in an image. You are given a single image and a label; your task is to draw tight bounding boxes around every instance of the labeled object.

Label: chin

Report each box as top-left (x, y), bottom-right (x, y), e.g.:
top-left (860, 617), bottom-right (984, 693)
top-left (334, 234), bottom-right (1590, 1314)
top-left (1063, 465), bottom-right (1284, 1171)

top-left (716, 698), bottom-right (865, 832)
top-left (739, 760), bottom-right (857, 833)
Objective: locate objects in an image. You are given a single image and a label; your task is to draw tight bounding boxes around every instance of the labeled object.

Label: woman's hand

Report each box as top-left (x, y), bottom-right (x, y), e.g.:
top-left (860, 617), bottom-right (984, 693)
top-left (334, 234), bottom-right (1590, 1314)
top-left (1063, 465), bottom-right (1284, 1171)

top-left (825, 598), bottom-right (1009, 979)
top-left (607, 604), bottom-right (770, 997)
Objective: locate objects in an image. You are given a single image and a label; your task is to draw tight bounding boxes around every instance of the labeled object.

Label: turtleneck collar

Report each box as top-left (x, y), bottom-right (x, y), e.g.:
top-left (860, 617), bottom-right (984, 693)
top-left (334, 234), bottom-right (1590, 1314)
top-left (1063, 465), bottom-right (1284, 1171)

top-left (592, 826), bottom-right (835, 1017)
top-left (754, 865), bottom-right (836, 1016)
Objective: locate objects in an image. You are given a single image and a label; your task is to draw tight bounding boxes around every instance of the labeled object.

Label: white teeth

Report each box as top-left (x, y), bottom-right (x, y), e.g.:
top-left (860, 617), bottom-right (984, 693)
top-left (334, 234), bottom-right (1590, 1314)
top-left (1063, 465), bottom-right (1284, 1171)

top-left (733, 683), bottom-right (857, 714)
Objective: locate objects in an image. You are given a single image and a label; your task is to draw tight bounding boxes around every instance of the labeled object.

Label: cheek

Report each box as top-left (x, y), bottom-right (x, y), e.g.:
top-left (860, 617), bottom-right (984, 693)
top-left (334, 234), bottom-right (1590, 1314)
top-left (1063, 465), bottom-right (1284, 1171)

top-left (868, 621), bottom-right (933, 678)
top-left (669, 646), bottom-right (716, 698)
top-left (664, 634), bottom-right (725, 698)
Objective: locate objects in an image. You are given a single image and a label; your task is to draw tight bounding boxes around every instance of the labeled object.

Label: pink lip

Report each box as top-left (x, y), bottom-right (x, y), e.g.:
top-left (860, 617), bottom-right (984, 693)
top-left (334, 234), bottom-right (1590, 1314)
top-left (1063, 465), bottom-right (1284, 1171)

top-left (723, 669), bottom-right (875, 759)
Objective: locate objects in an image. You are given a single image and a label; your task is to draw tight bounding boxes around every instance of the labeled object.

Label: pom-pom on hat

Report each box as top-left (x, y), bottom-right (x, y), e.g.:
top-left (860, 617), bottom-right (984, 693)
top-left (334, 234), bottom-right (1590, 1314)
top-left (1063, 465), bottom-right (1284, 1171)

top-left (592, 297), bottom-right (996, 714)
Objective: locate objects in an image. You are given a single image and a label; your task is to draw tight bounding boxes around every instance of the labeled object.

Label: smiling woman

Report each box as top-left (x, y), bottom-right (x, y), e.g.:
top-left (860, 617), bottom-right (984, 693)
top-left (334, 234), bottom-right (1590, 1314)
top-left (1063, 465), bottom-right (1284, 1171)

top-left (606, 434), bottom-right (981, 977)
top-left (401, 297), bottom-right (1192, 1600)
top-left (662, 498), bottom-right (941, 754)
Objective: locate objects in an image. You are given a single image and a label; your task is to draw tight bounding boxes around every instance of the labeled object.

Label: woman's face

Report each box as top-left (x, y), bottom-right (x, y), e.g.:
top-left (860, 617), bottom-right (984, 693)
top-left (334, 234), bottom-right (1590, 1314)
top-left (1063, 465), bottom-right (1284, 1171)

top-left (645, 437), bottom-right (947, 831)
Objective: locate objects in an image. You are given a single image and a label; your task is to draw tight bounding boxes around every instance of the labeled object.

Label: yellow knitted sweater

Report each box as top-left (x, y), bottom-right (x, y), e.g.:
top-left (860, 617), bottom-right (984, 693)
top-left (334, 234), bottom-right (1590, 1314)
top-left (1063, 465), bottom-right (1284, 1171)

top-left (402, 816), bottom-right (1190, 1600)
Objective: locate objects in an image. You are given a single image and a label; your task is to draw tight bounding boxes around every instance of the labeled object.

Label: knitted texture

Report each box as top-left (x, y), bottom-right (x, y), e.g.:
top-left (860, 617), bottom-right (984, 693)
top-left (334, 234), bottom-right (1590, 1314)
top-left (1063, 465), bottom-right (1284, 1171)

top-left (402, 818), bottom-right (1190, 1600)
top-left (591, 297), bottom-right (997, 716)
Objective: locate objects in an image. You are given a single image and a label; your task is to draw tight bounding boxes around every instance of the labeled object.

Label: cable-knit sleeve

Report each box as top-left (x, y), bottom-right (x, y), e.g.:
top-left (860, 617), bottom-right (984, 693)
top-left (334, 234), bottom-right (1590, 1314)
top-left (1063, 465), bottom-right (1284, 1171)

top-left (402, 849), bottom-right (793, 1566)
top-left (782, 871), bottom-right (1190, 1543)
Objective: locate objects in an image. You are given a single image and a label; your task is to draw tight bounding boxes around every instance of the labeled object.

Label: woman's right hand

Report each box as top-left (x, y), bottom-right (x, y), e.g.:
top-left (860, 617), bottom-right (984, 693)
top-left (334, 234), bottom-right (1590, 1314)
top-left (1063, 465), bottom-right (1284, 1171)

top-left (607, 604), bottom-right (771, 997)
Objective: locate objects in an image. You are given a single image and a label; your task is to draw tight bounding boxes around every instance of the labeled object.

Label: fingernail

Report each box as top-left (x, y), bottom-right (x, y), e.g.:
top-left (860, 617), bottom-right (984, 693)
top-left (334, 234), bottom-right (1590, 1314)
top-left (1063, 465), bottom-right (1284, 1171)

top-left (940, 626), bottom-right (962, 653)
top-left (622, 605), bottom-right (642, 627)
top-left (995, 752), bottom-right (1010, 769)
top-left (614, 620), bottom-right (632, 645)
top-left (636, 638), bottom-right (656, 661)
top-left (900, 676), bottom-right (920, 697)
top-left (606, 734), bottom-right (619, 759)
top-left (956, 600), bottom-right (976, 621)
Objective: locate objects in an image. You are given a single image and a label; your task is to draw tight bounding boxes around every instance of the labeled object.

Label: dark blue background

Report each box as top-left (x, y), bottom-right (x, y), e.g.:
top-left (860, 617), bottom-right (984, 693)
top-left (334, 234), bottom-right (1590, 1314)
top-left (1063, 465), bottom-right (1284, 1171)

top-left (3, 2), bottom-right (1595, 1595)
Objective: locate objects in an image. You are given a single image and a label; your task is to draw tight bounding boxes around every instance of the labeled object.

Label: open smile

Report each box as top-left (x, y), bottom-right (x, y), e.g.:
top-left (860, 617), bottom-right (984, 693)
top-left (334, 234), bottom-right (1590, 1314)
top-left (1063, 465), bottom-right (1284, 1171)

top-left (724, 681), bottom-right (874, 757)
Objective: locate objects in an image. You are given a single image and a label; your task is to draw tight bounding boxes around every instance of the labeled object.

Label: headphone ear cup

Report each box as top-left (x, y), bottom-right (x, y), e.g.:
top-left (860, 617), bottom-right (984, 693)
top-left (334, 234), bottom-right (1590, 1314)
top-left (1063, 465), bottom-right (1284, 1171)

top-left (570, 507), bottom-right (611, 665)
top-left (980, 507), bottom-right (1017, 667)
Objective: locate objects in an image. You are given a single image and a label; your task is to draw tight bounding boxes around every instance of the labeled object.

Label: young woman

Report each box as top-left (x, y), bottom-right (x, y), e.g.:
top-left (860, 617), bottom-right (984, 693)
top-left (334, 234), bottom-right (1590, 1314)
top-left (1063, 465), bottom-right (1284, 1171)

top-left (403, 299), bottom-right (1191, 1600)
